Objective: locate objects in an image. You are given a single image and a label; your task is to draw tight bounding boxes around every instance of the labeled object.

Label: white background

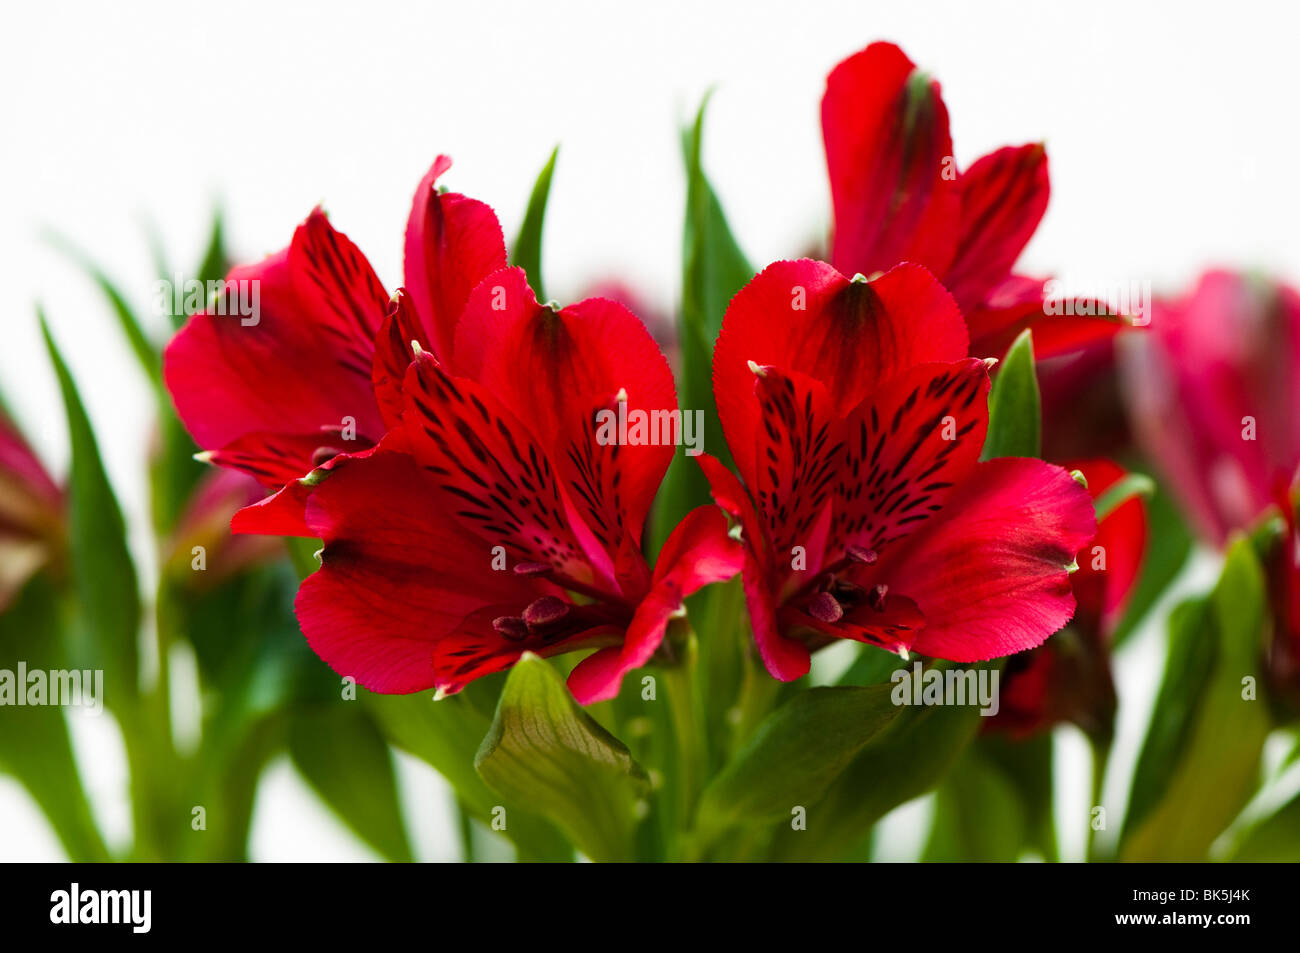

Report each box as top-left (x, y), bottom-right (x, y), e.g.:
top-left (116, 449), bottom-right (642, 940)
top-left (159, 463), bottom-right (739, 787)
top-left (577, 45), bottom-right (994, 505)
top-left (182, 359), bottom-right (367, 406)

top-left (1, 0), bottom-right (1298, 861)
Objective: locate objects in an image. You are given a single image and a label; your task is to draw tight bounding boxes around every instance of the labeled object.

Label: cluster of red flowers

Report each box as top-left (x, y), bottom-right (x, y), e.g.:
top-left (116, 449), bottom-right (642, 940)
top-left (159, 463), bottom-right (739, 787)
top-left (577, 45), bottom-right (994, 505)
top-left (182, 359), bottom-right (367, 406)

top-left (148, 41), bottom-right (1296, 722)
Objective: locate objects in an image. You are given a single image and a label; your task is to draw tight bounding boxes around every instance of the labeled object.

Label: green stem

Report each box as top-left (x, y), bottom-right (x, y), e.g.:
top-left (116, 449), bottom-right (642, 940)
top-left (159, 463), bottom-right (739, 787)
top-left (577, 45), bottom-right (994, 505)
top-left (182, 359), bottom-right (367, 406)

top-left (1087, 736), bottom-right (1112, 862)
top-left (661, 647), bottom-right (703, 854)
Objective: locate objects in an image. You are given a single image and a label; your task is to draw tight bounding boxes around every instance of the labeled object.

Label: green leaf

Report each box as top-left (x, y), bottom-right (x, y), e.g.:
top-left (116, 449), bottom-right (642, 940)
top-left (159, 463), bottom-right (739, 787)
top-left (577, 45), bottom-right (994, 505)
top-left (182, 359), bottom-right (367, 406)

top-left (0, 576), bottom-right (111, 861)
top-left (43, 233), bottom-right (161, 390)
top-left (509, 146), bottom-right (558, 301)
top-left (768, 661), bottom-right (995, 861)
top-left (1093, 472), bottom-right (1155, 522)
top-left (1120, 596), bottom-right (1215, 836)
top-left (924, 733), bottom-right (1056, 862)
top-left (40, 312), bottom-right (142, 699)
top-left (1121, 538), bottom-right (1272, 860)
top-left (1227, 789), bottom-right (1300, 861)
top-left (696, 683), bottom-right (900, 837)
top-left (650, 95), bottom-right (753, 555)
top-left (980, 329), bottom-right (1040, 460)
top-left (474, 654), bottom-right (648, 862)
top-left (1109, 478), bottom-right (1194, 648)
top-left (288, 705), bottom-right (413, 862)
top-left (922, 749), bottom-right (1026, 862)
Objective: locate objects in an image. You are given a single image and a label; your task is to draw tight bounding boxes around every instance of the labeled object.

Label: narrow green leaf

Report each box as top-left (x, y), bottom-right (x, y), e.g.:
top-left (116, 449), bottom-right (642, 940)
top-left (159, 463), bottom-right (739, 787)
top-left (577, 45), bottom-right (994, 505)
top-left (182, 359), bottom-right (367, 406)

top-left (40, 311), bottom-right (141, 698)
top-left (650, 96), bottom-right (753, 555)
top-left (288, 705), bottom-right (413, 862)
top-left (43, 233), bottom-right (161, 389)
top-left (921, 749), bottom-right (1026, 862)
top-left (768, 661), bottom-right (996, 861)
top-left (509, 147), bottom-right (558, 301)
top-left (0, 576), bottom-right (111, 861)
top-left (696, 683), bottom-right (900, 835)
top-left (1110, 481), bottom-right (1193, 647)
top-left (1093, 472), bottom-right (1156, 522)
top-left (980, 329), bottom-right (1040, 460)
top-left (475, 654), bottom-right (648, 862)
top-left (366, 690), bottom-right (572, 861)
top-left (1228, 789), bottom-right (1300, 861)
top-left (1122, 538), bottom-right (1272, 860)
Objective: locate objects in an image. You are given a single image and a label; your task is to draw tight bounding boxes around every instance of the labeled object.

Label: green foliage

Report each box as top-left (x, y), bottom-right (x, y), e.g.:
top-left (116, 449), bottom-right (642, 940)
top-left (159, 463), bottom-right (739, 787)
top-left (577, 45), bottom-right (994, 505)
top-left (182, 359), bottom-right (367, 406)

top-left (475, 654), bottom-right (649, 862)
top-left (510, 147), bottom-right (559, 301)
top-left (981, 329), bottom-right (1040, 460)
top-left (1121, 538), bottom-right (1272, 860)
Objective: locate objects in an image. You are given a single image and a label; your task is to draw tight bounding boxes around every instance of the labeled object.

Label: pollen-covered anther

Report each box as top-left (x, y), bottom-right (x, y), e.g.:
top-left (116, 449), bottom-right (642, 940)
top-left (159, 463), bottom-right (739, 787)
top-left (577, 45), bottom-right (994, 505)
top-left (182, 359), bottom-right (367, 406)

top-left (523, 595), bottom-right (569, 627)
top-left (808, 591), bottom-right (844, 623)
top-left (512, 561), bottom-right (552, 576)
top-left (846, 545), bottom-right (878, 565)
top-left (868, 583), bottom-right (889, 611)
top-left (491, 616), bottom-right (529, 642)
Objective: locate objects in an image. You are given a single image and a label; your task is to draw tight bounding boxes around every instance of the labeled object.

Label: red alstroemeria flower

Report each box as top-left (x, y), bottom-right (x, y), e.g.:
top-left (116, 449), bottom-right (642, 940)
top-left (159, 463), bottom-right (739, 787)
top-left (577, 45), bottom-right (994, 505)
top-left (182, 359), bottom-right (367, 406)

top-left (700, 259), bottom-right (1096, 681)
top-left (994, 459), bottom-right (1147, 738)
top-left (821, 42), bottom-right (1128, 359)
top-left (163, 155), bottom-right (506, 518)
top-left (1265, 482), bottom-right (1300, 714)
top-left (162, 468), bottom-right (282, 589)
top-left (0, 409), bottom-right (64, 610)
top-left (246, 268), bottom-right (742, 704)
top-left (1120, 269), bottom-right (1300, 547)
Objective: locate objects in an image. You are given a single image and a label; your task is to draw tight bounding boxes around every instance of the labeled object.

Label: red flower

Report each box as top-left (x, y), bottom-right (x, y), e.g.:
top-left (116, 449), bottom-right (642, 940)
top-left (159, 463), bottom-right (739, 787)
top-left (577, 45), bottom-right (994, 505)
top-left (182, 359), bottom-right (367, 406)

top-left (994, 459), bottom-right (1147, 738)
top-left (243, 269), bottom-right (741, 704)
top-left (1121, 270), bottom-right (1300, 546)
top-left (821, 42), bottom-right (1127, 359)
top-left (163, 156), bottom-right (505, 508)
top-left (700, 259), bottom-right (1096, 681)
top-left (1265, 483), bottom-right (1300, 713)
top-left (0, 410), bottom-right (64, 610)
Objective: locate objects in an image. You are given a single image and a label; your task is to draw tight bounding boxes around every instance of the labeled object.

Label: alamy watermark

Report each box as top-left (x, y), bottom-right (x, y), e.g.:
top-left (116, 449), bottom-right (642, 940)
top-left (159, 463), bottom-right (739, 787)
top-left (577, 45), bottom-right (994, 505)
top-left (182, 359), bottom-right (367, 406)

top-left (1043, 276), bottom-right (1152, 327)
top-left (0, 662), bottom-right (103, 715)
top-left (890, 661), bottom-right (1000, 717)
top-left (152, 273), bottom-right (260, 326)
top-left (594, 398), bottom-right (704, 456)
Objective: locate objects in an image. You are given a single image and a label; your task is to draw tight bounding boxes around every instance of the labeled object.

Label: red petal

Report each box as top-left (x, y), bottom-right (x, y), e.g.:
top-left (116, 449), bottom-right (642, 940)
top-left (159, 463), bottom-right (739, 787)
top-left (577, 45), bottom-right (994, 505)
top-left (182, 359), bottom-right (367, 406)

top-left (402, 156), bottom-right (507, 363)
top-left (400, 352), bottom-right (618, 594)
top-left (714, 260), bottom-right (967, 491)
top-left (944, 144), bottom-right (1049, 310)
top-left (567, 506), bottom-right (743, 704)
top-left (293, 449), bottom-right (554, 694)
top-left (834, 359), bottom-right (989, 556)
top-left (1121, 270), bottom-right (1300, 544)
top-left (431, 605), bottom-right (621, 698)
top-left (967, 276), bottom-right (1131, 361)
top-left (1066, 459), bottom-right (1147, 634)
top-left (164, 209), bottom-right (387, 480)
top-left (745, 552), bottom-right (810, 682)
top-left (751, 366), bottom-right (842, 566)
top-left (875, 458), bottom-right (1096, 660)
top-left (371, 290), bottom-right (427, 430)
top-left (823, 42), bottom-right (960, 279)
top-left (453, 268), bottom-right (678, 559)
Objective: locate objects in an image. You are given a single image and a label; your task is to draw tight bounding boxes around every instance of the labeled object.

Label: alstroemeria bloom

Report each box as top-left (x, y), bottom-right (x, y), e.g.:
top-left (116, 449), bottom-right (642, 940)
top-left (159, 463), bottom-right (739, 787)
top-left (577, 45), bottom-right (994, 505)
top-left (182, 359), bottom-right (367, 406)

top-left (821, 42), bottom-right (1126, 359)
top-left (245, 269), bottom-right (741, 703)
top-left (1120, 270), bottom-right (1300, 546)
top-left (700, 259), bottom-right (1096, 681)
top-left (1265, 485), bottom-right (1300, 713)
top-left (163, 155), bottom-right (505, 515)
top-left (995, 459), bottom-right (1147, 738)
top-left (0, 410), bottom-right (64, 610)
